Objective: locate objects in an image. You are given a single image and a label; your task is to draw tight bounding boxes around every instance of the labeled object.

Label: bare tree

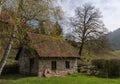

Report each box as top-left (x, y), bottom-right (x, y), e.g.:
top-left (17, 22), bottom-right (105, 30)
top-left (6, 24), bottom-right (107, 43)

top-left (71, 3), bottom-right (106, 56)
top-left (87, 35), bottom-right (111, 54)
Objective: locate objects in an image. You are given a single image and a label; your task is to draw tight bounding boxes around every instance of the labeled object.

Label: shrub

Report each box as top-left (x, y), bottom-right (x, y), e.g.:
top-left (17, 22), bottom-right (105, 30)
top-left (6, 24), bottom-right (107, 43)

top-left (92, 58), bottom-right (120, 78)
top-left (2, 63), bottom-right (19, 75)
top-left (92, 59), bottom-right (106, 69)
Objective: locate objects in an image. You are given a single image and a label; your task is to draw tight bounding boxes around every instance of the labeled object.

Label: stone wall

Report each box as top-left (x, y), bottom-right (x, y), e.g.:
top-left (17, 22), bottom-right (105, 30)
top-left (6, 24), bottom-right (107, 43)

top-left (19, 54), bottom-right (78, 77)
top-left (19, 54), bottom-right (30, 75)
top-left (19, 53), bottom-right (38, 75)
top-left (38, 58), bottom-right (77, 77)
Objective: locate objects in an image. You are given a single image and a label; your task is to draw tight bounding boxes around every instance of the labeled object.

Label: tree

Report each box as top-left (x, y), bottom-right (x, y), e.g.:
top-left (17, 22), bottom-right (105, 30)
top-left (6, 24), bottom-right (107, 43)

top-left (50, 21), bottom-right (63, 36)
top-left (87, 35), bottom-right (111, 54)
top-left (0, 0), bottom-right (63, 75)
top-left (0, 0), bottom-right (6, 13)
top-left (71, 3), bottom-right (106, 56)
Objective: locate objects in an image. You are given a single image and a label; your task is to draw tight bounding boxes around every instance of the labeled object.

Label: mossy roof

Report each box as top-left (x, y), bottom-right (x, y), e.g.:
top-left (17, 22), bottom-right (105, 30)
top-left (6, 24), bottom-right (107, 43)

top-left (27, 32), bottom-right (80, 58)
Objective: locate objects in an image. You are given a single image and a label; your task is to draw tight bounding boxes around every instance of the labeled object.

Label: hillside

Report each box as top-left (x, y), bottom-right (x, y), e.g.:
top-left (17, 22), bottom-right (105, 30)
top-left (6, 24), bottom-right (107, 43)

top-left (107, 28), bottom-right (120, 50)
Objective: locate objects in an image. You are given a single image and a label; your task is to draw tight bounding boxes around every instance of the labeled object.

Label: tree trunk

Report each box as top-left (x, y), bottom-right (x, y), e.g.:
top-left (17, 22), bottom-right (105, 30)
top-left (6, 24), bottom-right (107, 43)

top-left (79, 41), bottom-right (85, 56)
top-left (0, 26), bottom-right (16, 75)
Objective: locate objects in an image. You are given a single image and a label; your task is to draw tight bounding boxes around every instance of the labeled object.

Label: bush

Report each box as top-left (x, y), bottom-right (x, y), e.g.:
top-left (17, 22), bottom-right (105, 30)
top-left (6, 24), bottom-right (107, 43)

top-left (92, 59), bottom-right (120, 78)
top-left (2, 63), bottom-right (19, 75)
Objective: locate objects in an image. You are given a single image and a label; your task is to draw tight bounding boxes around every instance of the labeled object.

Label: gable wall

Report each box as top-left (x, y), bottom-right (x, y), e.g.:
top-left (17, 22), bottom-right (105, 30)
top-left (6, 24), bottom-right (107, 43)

top-left (19, 53), bottom-right (39, 75)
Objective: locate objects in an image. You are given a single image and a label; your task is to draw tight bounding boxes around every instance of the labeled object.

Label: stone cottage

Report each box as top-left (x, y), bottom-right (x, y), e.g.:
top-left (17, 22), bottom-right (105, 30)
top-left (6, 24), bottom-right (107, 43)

top-left (15, 32), bottom-right (79, 77)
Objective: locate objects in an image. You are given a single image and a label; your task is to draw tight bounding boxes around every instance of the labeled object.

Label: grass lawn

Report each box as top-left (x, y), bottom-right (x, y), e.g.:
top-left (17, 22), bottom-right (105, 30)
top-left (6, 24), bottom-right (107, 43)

top-left (0, 73), bottom-right (120, 84)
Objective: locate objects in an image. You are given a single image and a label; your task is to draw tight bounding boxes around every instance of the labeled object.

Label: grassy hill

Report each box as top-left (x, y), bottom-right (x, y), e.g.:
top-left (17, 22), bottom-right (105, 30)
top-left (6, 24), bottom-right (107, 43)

top-left (77, 50), bottom-right (120, 66)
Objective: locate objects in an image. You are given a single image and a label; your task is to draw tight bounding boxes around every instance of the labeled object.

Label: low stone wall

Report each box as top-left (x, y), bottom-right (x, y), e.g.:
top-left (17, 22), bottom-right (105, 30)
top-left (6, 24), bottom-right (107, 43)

top-left (79, 65), bottom-right (95, 75)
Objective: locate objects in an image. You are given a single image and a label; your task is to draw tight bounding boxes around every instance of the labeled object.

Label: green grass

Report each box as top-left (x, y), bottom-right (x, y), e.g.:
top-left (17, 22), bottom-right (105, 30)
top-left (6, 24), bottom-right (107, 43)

top-left (1, 73), bottom-right (120, 84)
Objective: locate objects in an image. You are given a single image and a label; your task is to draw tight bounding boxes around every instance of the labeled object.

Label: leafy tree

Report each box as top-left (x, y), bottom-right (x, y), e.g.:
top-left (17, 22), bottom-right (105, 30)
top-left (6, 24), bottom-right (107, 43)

top-left (0, 0), bottom-right (63, 75)
top-left (50, 21), bottom-right (62, 36)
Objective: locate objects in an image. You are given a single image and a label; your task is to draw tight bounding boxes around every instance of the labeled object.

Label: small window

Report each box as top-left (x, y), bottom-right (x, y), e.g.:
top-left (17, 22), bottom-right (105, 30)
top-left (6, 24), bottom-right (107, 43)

top-left (65, 61), bottom-right (70, 69)
top-left (51, 61), bottom-right (57, 70)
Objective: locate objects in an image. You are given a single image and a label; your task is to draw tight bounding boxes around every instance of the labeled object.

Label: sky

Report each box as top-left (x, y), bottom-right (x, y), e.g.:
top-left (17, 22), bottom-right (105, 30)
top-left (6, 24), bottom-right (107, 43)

top-left (59, 0), bottom-right (120, 32)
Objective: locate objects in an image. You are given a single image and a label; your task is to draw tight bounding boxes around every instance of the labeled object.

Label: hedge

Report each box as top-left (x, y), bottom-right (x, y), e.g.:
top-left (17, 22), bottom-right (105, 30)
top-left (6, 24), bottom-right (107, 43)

top-left (2, 63), bottom-right (19, 75)
top-left (92, 58), bottom-right (120, 78)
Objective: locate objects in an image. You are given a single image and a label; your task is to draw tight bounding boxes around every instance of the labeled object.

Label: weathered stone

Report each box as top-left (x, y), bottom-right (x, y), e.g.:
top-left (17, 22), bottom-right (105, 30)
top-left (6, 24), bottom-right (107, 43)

top-left (19, 55), bottom-right (78, 77)
top-left (38, 58), bottom-right (77, 77)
